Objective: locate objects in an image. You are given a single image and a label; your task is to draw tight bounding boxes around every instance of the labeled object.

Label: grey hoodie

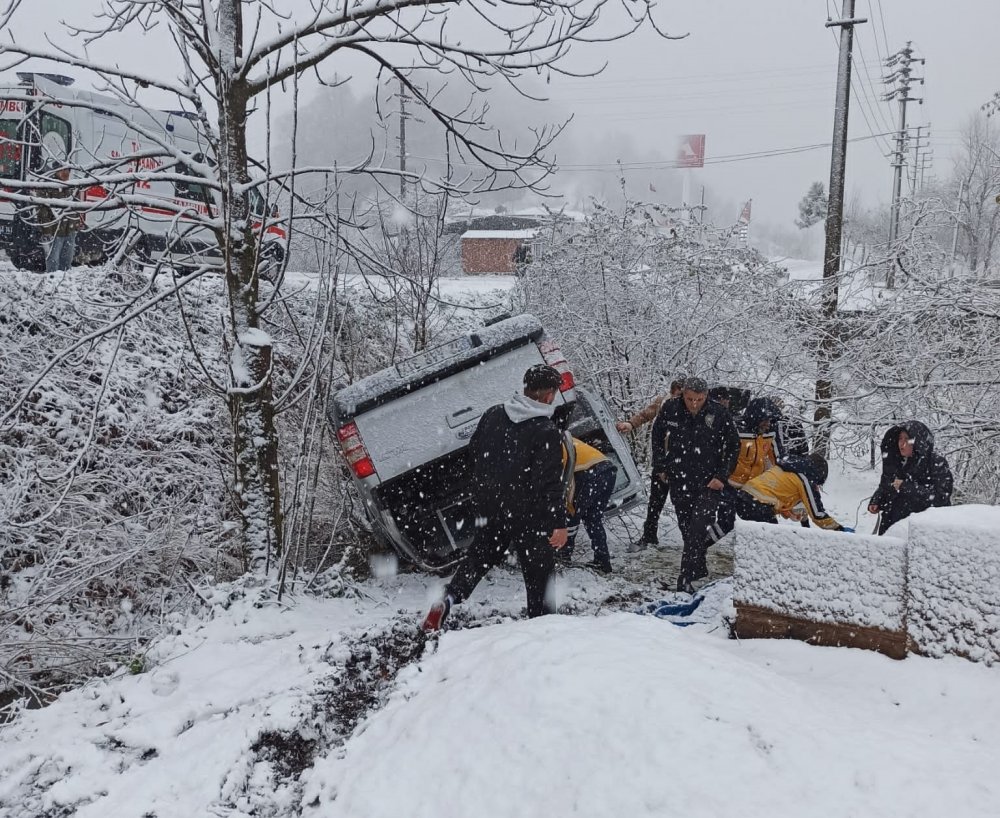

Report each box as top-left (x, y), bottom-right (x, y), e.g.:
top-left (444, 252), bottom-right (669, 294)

top-left (503, 392), bottom-right (555, 423)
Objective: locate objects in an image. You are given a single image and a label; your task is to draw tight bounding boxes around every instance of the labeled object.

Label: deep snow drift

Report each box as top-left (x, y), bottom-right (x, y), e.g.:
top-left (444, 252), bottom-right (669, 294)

top-left (308, 613), bottom-right (1000, 818)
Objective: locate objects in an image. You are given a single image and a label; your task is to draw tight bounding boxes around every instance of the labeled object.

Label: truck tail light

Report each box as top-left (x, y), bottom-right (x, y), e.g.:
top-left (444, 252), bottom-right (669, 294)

top-left (538, 340), bottom-right (575, 392)
top-left (337, 422), bottom-right (376, 479)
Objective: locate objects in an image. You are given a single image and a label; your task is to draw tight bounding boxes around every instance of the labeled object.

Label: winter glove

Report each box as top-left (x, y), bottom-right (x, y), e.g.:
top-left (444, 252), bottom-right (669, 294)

top-left (839, 526), bottom-right (855, 533)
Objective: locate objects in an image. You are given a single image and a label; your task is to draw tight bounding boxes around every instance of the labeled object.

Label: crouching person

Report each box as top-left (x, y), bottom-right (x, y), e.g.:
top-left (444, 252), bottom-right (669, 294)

top-left (868, 420), bottom-right (953, 535)
top-left (740, 454), bottom-right (853, 532)
top-left (716, 397), bottom-right (783, 537)
top-left (421, 365), bottom-right (569, 632)
top-left (563, 438), bottom-right (618, 573)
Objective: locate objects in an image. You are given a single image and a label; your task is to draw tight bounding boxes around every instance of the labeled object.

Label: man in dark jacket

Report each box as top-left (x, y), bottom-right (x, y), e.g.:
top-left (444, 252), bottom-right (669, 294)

top-left (616, 376), bottom-right (685, 550)
top-left (868, 421), bottom-right (953, 535)
top-left (33, 161), bottom-right (82, 272)
top-left (652, 376), bottom-right (739, 593)
top-left (422, 364), bottom-right (570, 631)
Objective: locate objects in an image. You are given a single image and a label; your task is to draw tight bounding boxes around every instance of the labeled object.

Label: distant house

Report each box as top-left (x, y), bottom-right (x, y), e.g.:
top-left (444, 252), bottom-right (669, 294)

top-left (460, 228), bottom-right (542, 275)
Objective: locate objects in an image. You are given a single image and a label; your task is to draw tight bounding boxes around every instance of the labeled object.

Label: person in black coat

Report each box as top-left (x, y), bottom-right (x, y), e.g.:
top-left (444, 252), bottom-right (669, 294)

top-left (652, 376), bottom-right (739, 593)
top-left (422, 364), bottom-right (570, 630)
top-left (868, 420), bottom-right (953, 535)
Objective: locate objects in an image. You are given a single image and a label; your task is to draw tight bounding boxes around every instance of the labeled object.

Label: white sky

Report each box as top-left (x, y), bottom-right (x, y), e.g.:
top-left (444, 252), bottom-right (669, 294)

top-left (4, 0), bottom-right (997, 228)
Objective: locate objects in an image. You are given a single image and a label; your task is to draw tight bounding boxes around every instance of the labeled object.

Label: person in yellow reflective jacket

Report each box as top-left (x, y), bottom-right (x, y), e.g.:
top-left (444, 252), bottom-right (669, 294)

top-left (740, 454), bottom-right (853, 531)
top-left (714, 397), bottom-right (784, 540)
top-left (562, 438), bottom-right (618, 573)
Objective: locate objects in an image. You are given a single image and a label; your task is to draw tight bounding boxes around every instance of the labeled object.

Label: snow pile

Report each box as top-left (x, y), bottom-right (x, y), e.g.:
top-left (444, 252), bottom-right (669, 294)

top-left (907, 505), bottom-right (1000, 664)
top-left (0, 588), bottom-right (401, 817)
top-left (3, 559), bottom-right (1000, 817)
top-left (303, 613), bottom-right (1000, 818)
top-left (732, 521), bottom-right (906, 631)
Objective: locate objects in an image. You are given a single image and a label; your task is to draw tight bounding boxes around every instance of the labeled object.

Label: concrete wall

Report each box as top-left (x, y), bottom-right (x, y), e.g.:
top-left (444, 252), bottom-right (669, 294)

top-left (732, 507), bottom-right (1000, 665)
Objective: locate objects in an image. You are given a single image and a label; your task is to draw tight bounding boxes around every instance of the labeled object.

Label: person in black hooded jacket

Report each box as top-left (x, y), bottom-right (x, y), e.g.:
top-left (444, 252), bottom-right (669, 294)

top-left (868, 420), bottom-right (953, 535)
top-left (421, 364), bottom-right (570, 631)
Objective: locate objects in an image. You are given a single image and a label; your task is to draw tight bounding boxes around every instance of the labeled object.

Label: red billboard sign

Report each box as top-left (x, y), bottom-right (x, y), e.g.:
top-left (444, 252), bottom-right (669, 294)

top-left (677, 134), bottom-right (706, 168)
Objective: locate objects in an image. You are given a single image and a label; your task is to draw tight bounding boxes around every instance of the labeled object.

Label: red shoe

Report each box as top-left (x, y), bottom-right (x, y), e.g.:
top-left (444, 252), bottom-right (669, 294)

top-left (421, 595), bottom-right (452, 632)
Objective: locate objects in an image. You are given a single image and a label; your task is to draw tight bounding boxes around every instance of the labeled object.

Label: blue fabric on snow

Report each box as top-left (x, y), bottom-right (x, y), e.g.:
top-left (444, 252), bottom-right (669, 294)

top-left (643, 594), bottom-right (705, 625)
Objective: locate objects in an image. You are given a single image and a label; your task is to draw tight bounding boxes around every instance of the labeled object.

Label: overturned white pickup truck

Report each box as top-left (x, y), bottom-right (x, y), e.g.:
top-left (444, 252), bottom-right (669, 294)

top-left (329, 313), bottom-right (645, 572)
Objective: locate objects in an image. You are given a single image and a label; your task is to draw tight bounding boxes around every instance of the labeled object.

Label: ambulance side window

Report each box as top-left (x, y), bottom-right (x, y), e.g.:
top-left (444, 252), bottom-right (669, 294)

top-left (174, 152), bottom-right (213, 201)
top-left (248, 187), bottom-right (266, 217)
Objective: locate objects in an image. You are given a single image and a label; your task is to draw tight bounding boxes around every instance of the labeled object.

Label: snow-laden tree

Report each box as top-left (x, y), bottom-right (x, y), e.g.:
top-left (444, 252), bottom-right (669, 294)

top-left (795, 181), bottom-right (829, 230)
top-left (948, 114), bottom-right (1000, 276)
top-left (518, 198), bottom-right (802, 462)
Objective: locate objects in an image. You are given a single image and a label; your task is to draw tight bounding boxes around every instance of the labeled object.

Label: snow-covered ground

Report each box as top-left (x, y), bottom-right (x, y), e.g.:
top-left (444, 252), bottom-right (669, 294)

top-left (5, 461), bottom-right (998, 818)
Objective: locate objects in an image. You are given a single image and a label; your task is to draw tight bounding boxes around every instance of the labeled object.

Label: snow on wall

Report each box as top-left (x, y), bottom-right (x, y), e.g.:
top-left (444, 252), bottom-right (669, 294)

top-left (460, 229), bottom-right (539, 239)
top-left (732, 521), bottom-right (907, 632)
top-left (906, 505), bottom-right (1000, 665)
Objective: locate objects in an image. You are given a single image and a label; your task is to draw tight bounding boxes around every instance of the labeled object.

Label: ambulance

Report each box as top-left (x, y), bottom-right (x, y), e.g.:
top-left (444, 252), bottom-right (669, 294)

top-left (0, 72), bottom-right (286, 272)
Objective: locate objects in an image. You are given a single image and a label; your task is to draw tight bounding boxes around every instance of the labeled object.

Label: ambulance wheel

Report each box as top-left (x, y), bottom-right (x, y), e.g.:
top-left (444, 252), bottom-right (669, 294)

top-left (9, 249), bottom-right (45, 273)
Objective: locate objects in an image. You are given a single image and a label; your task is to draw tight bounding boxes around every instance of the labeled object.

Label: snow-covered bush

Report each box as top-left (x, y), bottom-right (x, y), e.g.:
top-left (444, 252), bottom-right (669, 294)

top-left (517, 199), bottom-right (804, 461)
top-left (0, 264), bottom-right (406, 697)
top-left (0, 268), bottom-right (232, 695)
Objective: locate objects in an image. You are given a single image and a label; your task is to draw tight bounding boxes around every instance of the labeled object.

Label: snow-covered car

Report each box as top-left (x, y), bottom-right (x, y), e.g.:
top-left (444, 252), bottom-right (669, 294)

top-left (329, 313), bottom-right (645, 572)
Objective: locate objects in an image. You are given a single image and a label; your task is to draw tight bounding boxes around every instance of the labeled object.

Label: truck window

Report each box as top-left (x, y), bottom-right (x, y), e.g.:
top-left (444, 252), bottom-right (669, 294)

top-left (0, 118), bottom-right (22, 178)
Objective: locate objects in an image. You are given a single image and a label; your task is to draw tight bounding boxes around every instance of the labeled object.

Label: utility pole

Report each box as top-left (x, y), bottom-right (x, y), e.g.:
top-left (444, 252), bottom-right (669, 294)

top-left (813, 1), bottom-right (866, 458)
top-left (908, 125), bottom-right (922, 194)
top-left (950, 178), bottom-right (966, 277)
top-left (395, 78), bottom-right (411, 201)
top-left (918, 149), bottom-right (933, 191)
top-left (884, 42), bottom-right (925, 287)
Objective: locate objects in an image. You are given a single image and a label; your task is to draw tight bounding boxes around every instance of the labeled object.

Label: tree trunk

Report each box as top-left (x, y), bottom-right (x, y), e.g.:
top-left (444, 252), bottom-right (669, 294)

top-left (218, 1), bottom-right (284, 570)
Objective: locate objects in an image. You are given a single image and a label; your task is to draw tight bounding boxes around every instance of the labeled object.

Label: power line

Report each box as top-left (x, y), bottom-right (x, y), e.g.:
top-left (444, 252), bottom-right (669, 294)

top-left (405, 131), bottom-right (896, 174)
top-left (554, 60), bottom-right (883, 90)
top-left (825, 14), bottom-right (893, 158)
top-left (853, 26), bottom-right (898, 144)
top-left (874, 0), bottom-right (892, 59)
top-left (557, 81), bottom-right (845, 107)
top-left (572, 98), bottom-right (842, 125)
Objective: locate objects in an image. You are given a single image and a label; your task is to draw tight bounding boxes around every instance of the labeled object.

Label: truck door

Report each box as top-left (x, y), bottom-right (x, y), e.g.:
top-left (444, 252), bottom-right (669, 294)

top-left (24, 108), bottom-right (73, 172)
top-left (568, 386), bottom-right (646, 516)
